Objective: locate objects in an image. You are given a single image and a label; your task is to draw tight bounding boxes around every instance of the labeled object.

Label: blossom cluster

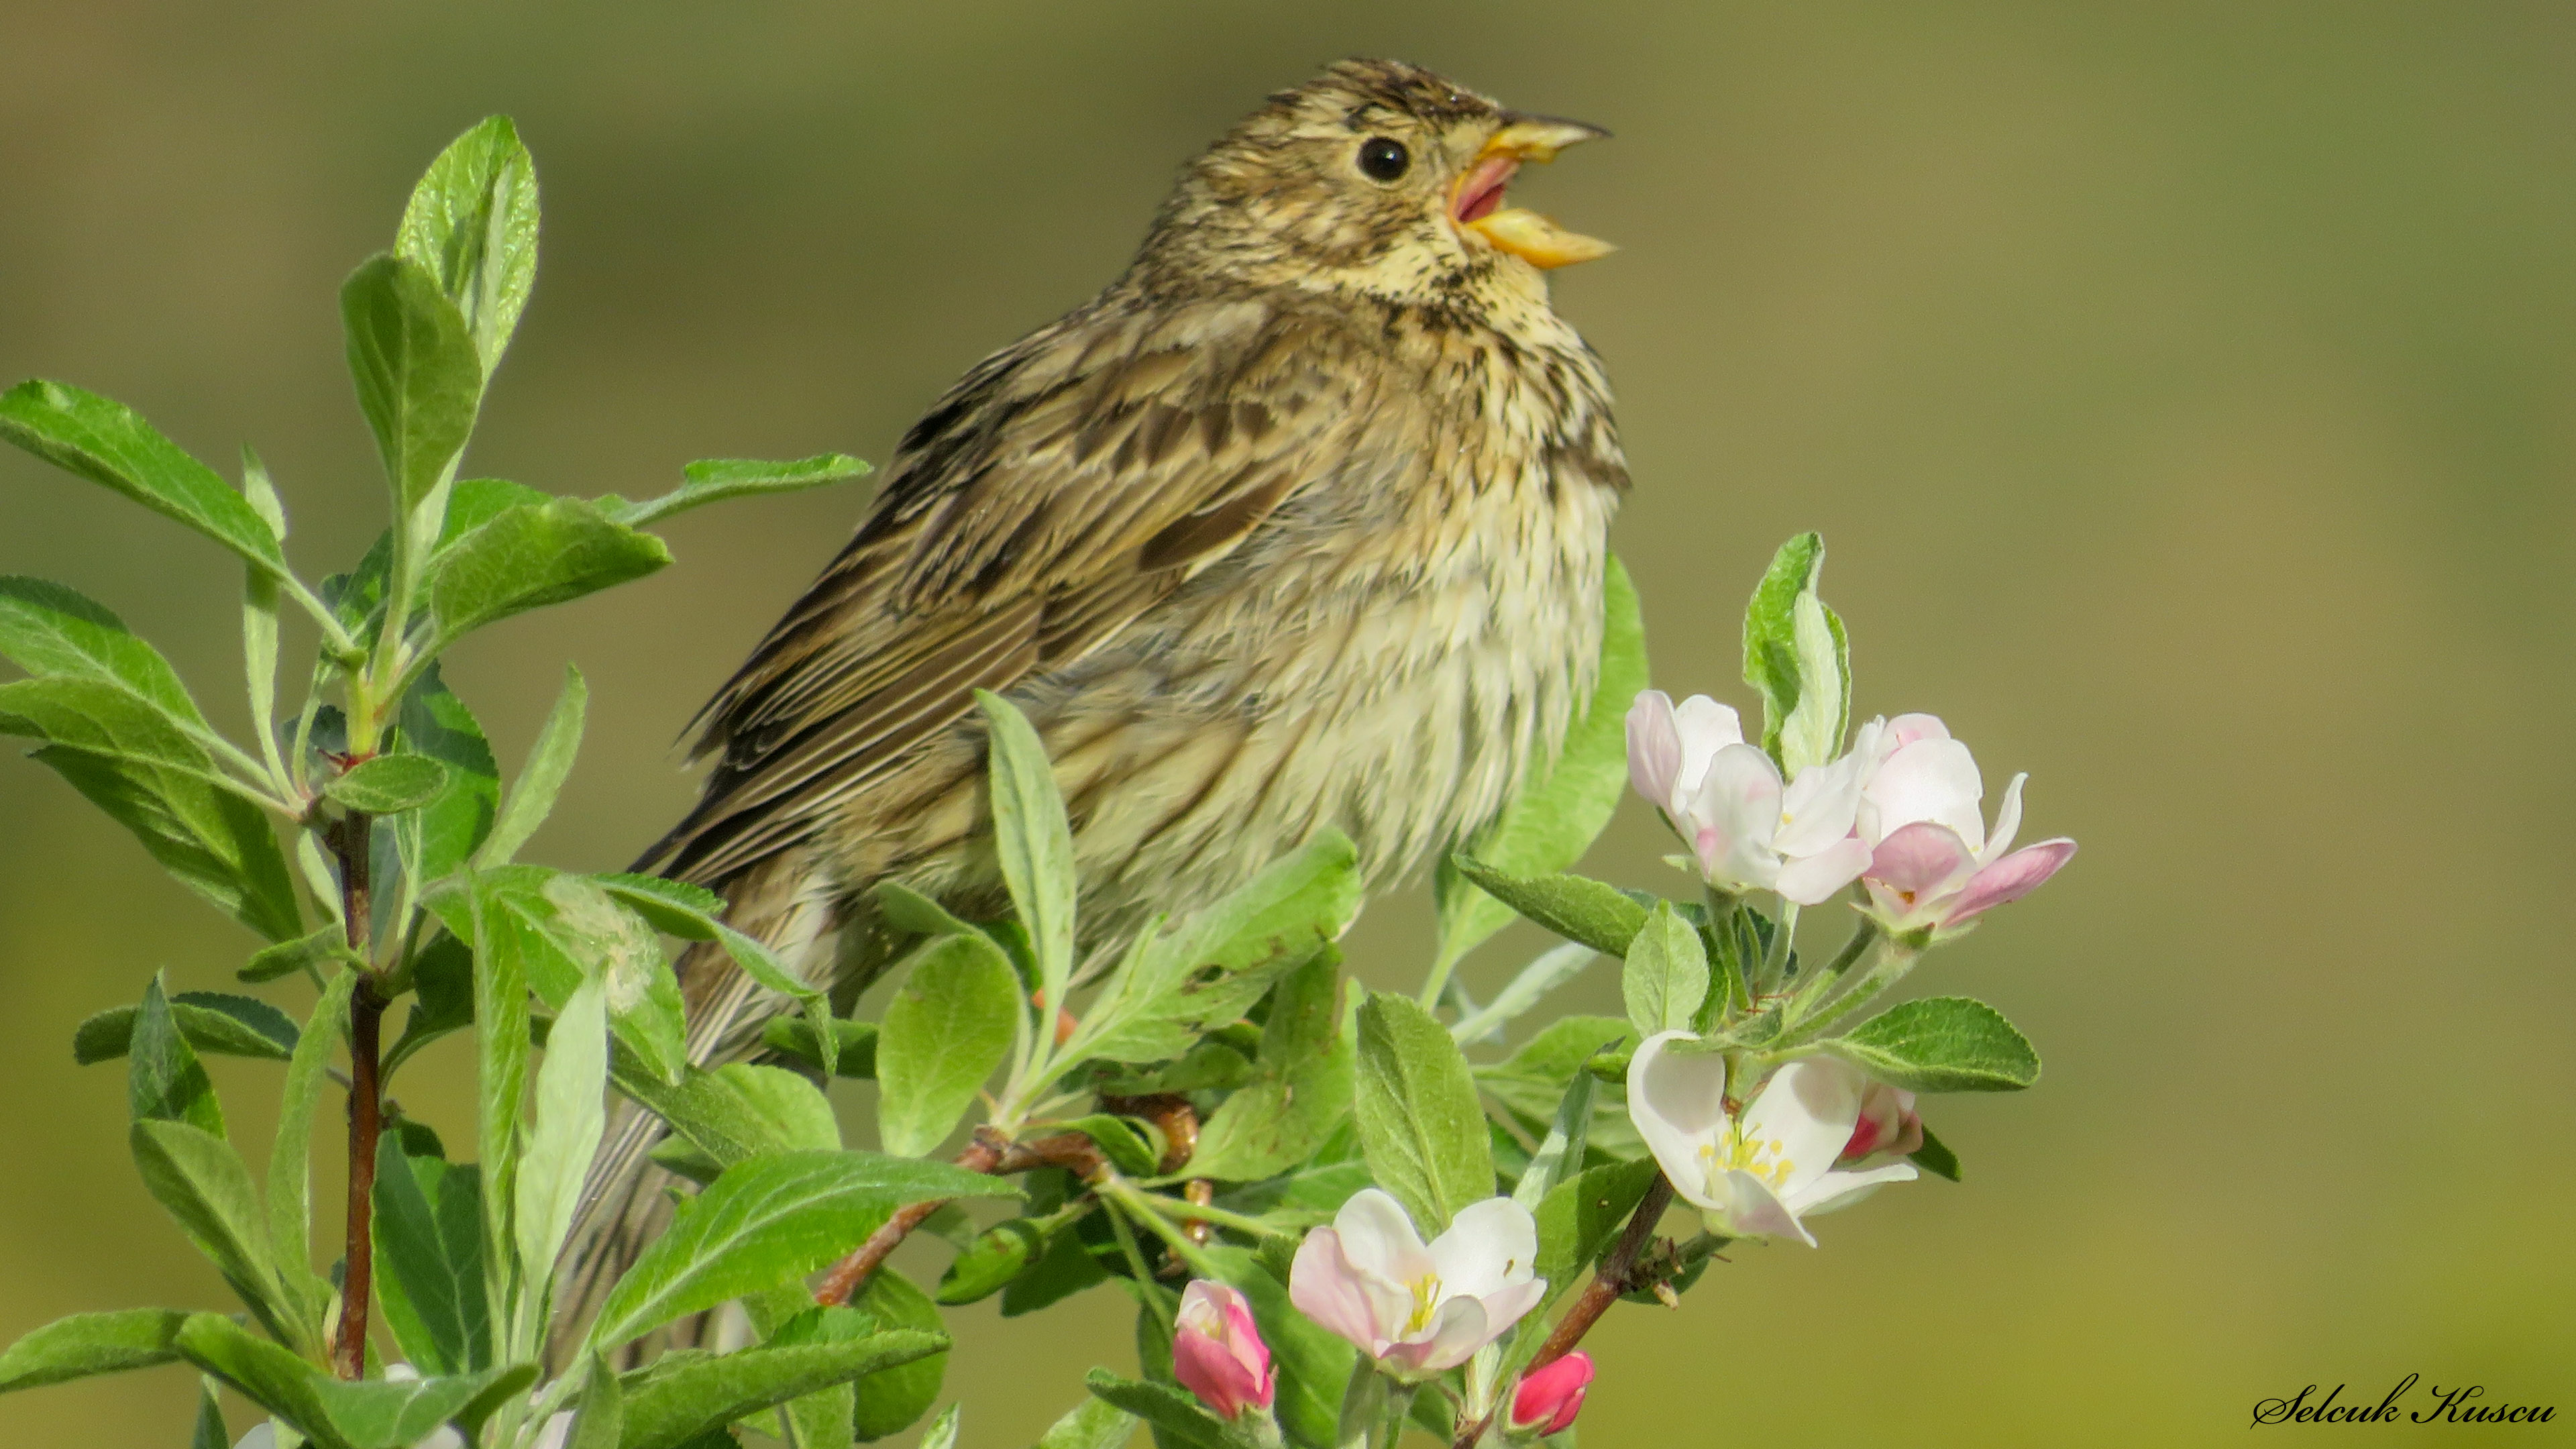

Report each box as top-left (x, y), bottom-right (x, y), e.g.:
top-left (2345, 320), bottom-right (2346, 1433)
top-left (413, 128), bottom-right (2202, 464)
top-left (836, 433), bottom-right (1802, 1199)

top-left (1625, 696), bottom-right (2075, 932)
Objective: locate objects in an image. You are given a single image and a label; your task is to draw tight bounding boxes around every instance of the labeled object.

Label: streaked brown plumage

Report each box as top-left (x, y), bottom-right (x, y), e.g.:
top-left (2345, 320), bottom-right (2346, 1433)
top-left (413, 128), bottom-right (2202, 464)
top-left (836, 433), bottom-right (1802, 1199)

top-left (557, 58), bottom-right (1627, 1351)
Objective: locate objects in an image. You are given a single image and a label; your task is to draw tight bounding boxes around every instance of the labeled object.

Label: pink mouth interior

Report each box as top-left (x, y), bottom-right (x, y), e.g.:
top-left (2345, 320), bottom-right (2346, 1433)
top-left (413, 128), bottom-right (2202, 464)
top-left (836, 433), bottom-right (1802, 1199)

top-left (1454, 156), bottom-right (1519, 224)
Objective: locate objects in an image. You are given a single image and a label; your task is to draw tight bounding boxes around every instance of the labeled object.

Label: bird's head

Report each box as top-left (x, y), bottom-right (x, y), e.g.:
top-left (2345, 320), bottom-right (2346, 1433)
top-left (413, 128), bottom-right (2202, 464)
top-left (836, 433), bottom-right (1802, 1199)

top-left (1138, 58), bottom-right (1613, 307)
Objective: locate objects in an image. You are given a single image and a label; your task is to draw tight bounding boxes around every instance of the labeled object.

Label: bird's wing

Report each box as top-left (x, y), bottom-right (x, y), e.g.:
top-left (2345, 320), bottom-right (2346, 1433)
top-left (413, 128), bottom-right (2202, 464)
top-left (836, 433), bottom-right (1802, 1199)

top-left (643, 298), bottom-right (1387, 884)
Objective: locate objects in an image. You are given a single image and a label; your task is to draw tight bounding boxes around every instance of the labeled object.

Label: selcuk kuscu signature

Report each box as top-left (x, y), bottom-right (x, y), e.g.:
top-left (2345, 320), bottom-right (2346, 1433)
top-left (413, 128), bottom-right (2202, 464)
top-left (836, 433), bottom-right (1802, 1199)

top-left (2253, 1375), bottom-right (2557, 1426)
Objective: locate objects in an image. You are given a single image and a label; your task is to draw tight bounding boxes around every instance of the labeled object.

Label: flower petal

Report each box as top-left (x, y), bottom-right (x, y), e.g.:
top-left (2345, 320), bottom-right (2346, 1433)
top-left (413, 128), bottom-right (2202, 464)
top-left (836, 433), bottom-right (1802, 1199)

top-left (1983, 772), bottom-right (2027, 863)
top-left (1687, 743), bottom-right (1784, 890)
top-left (1671, 695), bottom-right (1746, 793)
top-left (1512, 1350), bottom-right (1595, 1436)
top-left (1175, 1281), bottom-right (1273, 1418)
top-left (1788, 1161), bottom-right (1920, 1220)
top-left (1865, 821), bottom-right (1978, 900)
top-left (1470, 1273), bottom-right (1549, 1343)
top-left (1328, 1188), bottom-right (1434, 1285)
top-left (1865, 737), bottom-right (1986, 849)
top-left (1739, 1059), bottom-right (1868, 1199)
top-left (1289, 1228), bottom-right (1397, 1356)
top-left (1428, 1197), bottom-right (1539, 1302)
top-left (1627, 1030), bottom-right (1729, 1210)
top-left (1395, 1293), bottom-right (1494, 1374)
top-left (1775, 749), bottom-right (1865, 857)
top-left (1775, 835), bottom-right (1872, 906)
top-left (1625, 691), bottom-right (1683, 815)
top-left (1885, 712), bottom-right (1951, 749)
top-left (1944, 839), bottom-right (2077, 925)
top-left (1716, 1168), bottom-right (1815, 1246)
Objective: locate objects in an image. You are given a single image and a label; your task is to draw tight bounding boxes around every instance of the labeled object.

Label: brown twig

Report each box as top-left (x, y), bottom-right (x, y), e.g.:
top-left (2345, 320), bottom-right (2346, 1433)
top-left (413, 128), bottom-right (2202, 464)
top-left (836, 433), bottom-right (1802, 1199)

top-left (1449, 1172), bottom-right (1678, 1449)
top-left (1529, 1172), bottom-right (1676, 1368)
top-left (810, 1130), bottom-right (1110, 1305)
top-left (327, 811), bottom-right (382, 1381)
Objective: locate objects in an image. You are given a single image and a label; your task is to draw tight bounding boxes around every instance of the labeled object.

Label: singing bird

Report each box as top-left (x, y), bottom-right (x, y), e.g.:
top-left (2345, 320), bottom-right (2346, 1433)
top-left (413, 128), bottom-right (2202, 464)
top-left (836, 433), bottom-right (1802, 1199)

top-left (559, 57), bottom-right (1627, 1343)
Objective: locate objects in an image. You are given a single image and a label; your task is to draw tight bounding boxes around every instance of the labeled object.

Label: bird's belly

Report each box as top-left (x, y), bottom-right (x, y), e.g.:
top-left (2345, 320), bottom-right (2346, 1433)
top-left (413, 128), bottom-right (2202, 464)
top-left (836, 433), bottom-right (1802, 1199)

top-left (1042, 482), bottom-right (1615, 939)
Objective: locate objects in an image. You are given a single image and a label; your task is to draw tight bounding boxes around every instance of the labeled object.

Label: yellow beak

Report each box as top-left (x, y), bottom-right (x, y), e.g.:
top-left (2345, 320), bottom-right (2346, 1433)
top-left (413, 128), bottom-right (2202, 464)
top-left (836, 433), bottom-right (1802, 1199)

top-left (1458, 115), bottom-right (1615, 270)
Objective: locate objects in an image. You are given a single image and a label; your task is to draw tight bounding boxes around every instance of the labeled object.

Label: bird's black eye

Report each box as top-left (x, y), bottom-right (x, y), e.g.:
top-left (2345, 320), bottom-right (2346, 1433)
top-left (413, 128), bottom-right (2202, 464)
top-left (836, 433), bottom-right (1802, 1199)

top-left (1356, 137), bottom-right (1411, 182)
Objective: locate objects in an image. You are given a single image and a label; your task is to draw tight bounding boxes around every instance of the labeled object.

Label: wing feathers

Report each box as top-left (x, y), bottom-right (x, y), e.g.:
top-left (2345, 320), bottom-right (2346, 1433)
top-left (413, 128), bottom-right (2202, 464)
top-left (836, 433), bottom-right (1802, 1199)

top-left (646, 296), bottom-right (1379, 886)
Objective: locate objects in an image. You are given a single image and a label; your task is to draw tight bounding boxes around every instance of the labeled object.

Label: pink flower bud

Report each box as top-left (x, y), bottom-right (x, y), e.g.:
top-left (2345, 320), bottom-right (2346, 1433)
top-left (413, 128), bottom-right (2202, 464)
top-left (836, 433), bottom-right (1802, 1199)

top-left (1510, 1351), bottom-right (1595, 1436)
top-left (1839, 1080), bottom-right (1923, 1166)
top-left (1172, 1280), bottom-right (1274, 1421)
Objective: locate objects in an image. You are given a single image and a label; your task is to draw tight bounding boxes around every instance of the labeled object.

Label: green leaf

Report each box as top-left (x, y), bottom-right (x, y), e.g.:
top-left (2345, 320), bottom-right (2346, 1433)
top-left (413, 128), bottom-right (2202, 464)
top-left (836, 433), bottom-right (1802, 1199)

top-left (1621, 902), bottom-right (1709, 1038)
top-left (328, 477), bottom-right (550, 633)
top-left (584, 1151), bottom-right (1014, 1351)
top-left (191, 1376), bottom-right (226, 1449)
top-left (77, 990), bottom-right (298, 1067)
top-left (610, 455), bottom-right (873, 529)
top-left (583, 875), bottom-right (828, 1066)
top-left (1741, 532), bottom-right (1848, 765)
top-left (268, 970), bottom-right (360, 1354)
top-left (1448, 941), bottom-right (1597, 1045)
top-left (1354, 992), bottom-right (1495, 1233)
top-left (1911, 1124), bottom-right (1963, 1182)
top-left (1534, 1157), bottom-right (1657, 1289)
top-left (1081, 833), bottom-right (1361, 1065)
top-left (239, 924), bottom-right (362, 984)
top-left (973, 691), bottom-right (1076, 1026)
top-left (741, 1299), bottom-right (861, 1449)
top-left (917, 1403), bottom-right (961, 1449)
top-left (1821, 996), bottom-right (2041, 1093)
top-left (1034, 1397), bottom-right (1136, 1449)
top-left (875, 933), bottom-right (1022, 1158)
top-left (0, 1308), bottom-right (187, 1393)
top-left (934, 1220), bottom-right (1050, 1306)
top-left (1512, 1059), bottom-right (1598, 1212)
top-left (0, 576), bottom-right (209, 726)
top-left (0, 380), bottom-right (286, 576)
top-left (1081, 1372), bottom-right (1226, 1449)
top-left (382, 932), bottom-right (472, 1072)
top-left (1473, 1016), bottom-right (1636, 1155)
top-left (1434, 554), bottom-right (1648, 969)
top-left (568, 1351), bottom-right (624, 1449)
top-left (517, 975), bottom-right (610, 1316)
top-left (341, 254), bottom-right (484, 517)
top-left (1447, 859), bottom-right (1647, 959)
top-left (373, 1135), bottom-right (490, 1375)
top-left (395, 665), bottom-right (499, 883)
top-left (612, 1329), bottom-right (947, 1449)
top-left (480, 663), bottom-right (585, 868)
top-left (127, 1120), bottom-right (294, 1344)
top-left (761, 1016), bottom-right (879, 1079)
top-left (173, 1313), bottom-right (532, 1449)
top-left (427, 499), bottom-right (669, 647)
top-left (395, 115), bottom-right (540, 374)
top-left (869, 882), bottom-right (980, 940)
top-left (324, 753), bottom-right (451, 814)
top-left (1778, 586), bottom-right (1848, 777)
top-left (441, 865), bottom-right (687, 1087)
top-left (1188, 951), bottom-right (1353, 1182)
top-left (1054, 1116), bottom-right (1162, 1177)
top-left (613, 1062), bottom-right (841, 1169)
top-left (470, 874), bottom-right (532, 1344)
top-left (849, 1268), bottom-right (949, 1442)
top-left (999, 1222), bottom-right (1110, 1319)
top-left (128, 975), bottom-right (224, 1137)
top-left (2, 678), bottom-right (300, 940)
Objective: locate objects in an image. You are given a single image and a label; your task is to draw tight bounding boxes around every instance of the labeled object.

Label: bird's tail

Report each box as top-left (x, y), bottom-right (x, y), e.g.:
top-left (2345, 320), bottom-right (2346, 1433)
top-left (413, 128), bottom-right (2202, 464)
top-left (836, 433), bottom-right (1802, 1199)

top-left (547, 851), bottom-right (839, 1368)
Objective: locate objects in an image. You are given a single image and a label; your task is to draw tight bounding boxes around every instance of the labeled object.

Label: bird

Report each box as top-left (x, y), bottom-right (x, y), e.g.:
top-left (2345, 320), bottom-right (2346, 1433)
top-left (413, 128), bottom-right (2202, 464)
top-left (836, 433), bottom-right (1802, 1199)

top-left (555, 56), bottom-right (1629, 1352)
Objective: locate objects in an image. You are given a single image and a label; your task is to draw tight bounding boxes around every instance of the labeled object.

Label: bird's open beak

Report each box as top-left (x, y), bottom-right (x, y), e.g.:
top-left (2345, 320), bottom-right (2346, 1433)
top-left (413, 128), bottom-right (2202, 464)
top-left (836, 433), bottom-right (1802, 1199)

top-left (1454, 115), bottom-right (1615, 270)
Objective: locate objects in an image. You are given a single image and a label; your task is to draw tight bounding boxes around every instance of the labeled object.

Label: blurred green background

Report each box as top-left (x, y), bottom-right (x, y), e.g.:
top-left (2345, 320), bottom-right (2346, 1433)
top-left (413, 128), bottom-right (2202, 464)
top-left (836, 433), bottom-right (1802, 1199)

top-left (3, 1), bottom-right (2570, 1444)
